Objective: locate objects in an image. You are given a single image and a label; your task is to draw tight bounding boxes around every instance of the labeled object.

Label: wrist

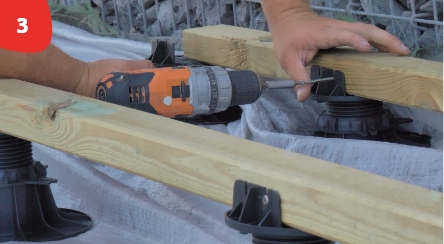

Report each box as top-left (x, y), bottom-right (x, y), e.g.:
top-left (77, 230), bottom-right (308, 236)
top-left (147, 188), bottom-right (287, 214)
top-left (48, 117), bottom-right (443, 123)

top-left (0, 44), bottom-right (91, 96)
top-left (261, 0), bottom-right (313, 27)
top-left (74, 61), bottom-right (96, 98)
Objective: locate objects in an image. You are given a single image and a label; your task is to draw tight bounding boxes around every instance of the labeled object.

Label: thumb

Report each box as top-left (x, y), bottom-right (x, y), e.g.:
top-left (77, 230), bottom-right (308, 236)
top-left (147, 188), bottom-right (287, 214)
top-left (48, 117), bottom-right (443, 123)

top-left (92, 58), bottom-right (155, 75)
top-left (285, 58), bottom-right (312, 102)
top-left (123, 59), bottom-right (155, 70)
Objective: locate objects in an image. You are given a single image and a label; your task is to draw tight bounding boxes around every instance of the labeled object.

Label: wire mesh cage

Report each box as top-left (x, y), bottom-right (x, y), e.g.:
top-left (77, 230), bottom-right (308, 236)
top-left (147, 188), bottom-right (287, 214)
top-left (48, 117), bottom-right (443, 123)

top-left (48, 0), bottom-right (443, 61)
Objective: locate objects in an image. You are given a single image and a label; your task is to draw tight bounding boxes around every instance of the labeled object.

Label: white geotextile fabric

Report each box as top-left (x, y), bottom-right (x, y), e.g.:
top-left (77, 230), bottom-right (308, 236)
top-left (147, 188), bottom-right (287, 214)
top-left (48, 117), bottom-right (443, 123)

top-left (10, 21), bottom-right (443, 244)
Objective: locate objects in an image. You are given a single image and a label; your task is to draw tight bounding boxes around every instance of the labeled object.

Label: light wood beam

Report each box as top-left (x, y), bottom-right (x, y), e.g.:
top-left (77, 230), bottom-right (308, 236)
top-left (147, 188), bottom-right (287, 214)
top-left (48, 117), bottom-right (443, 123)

top-left (0, 78), bottom-right (441, 244)
top-left (183, 24), bottom-right (443, 112)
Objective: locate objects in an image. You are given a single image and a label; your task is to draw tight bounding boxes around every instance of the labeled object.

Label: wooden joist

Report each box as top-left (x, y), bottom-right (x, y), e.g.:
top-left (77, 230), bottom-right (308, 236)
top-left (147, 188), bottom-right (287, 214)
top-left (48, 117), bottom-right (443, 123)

top-left (0, 78), bottom-right (442, 244)
top-left (183, 24), bottom-right (443, 112)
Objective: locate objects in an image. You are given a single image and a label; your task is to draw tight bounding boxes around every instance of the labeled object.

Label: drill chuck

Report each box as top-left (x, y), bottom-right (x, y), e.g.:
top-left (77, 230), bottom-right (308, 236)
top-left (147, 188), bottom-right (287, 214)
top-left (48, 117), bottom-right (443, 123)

top-left (226, 70), bottom-right (261, 106)
top-left (187, 66), bottom-right (261, 116)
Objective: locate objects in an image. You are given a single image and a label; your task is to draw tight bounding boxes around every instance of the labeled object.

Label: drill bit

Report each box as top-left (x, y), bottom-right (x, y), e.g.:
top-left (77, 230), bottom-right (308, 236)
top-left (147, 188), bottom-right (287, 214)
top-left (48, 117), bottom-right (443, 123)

top-left (262, 77), bottom-right (335, 90)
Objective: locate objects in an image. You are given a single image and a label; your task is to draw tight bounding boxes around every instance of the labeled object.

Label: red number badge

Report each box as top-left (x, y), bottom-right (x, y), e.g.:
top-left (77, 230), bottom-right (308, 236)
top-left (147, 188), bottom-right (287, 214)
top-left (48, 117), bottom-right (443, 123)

top-left (0, 0), bottom-right (52, 53)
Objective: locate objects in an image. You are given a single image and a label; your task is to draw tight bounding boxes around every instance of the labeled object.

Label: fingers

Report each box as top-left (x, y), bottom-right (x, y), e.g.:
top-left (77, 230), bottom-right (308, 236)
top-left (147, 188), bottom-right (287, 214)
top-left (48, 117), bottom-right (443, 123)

top-left (348, 22), bottom-right (411, 56)
top-left (319, 26), bottom-right (373, 52)
top-left (295, 82), bottom-right (313, 102)
top-left (280, 54), bottom-right (313, 102)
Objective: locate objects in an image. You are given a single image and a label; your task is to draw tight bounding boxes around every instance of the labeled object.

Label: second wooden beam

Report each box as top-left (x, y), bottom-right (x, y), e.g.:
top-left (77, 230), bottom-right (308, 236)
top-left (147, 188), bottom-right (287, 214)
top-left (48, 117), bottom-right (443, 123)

top-left (183, 24), bottom-right (443, 112)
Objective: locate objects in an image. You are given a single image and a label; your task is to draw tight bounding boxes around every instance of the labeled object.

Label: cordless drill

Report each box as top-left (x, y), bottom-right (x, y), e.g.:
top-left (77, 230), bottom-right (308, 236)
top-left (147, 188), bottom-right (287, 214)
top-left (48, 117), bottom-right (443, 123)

top-left (95, 65), bottom-right (262, 119)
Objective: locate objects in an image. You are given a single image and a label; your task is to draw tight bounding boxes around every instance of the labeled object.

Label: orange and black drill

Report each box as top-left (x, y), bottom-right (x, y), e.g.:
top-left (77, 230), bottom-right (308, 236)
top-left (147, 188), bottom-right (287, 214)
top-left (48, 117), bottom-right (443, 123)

top-left (95, 39), bottom-right (333, 123)
top-left (95, 65), bottom-right (262, 119)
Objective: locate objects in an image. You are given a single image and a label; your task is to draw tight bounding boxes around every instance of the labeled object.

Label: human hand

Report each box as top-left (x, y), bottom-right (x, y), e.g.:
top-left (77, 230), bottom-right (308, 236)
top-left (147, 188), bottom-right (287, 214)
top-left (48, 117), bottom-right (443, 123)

top-left (76, 58), bottom-right (154, 98)
top-left (267, 11), bottom-right (411, 102)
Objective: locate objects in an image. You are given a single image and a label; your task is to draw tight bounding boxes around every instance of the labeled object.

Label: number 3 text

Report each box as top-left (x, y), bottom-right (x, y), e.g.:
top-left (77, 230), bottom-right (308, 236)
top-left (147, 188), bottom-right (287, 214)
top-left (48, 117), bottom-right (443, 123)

top-left (17, 18), bottom-right (28, 34)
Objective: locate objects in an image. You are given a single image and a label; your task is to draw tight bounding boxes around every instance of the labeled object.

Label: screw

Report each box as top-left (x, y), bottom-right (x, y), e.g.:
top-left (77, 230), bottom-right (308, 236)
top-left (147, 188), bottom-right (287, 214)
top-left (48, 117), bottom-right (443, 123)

top-left (260, 37), bottom-right (272, 42)
top-left (294, 76), bottom-right (335, 86)
top-left (263, 195), bottom-right (269, 206)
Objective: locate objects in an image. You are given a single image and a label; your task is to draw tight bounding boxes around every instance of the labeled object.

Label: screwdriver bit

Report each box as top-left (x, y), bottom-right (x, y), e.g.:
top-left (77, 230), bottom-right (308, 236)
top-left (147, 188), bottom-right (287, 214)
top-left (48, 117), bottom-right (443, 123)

top-left (262, 77), bottom-right (335, 90)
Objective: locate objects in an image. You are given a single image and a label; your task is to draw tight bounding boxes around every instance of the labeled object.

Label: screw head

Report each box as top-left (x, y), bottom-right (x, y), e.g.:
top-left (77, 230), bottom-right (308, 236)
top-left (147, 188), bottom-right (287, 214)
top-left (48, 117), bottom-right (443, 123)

top-left (263, 195), bottom-right (269, 206)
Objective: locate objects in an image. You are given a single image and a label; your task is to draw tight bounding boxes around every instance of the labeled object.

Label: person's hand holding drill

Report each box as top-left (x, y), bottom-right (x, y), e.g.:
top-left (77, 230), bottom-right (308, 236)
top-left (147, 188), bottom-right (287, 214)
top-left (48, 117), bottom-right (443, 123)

top-left (0, 44), bottom-right (154, 98)
top-left (78, 58), bottom-right (154, 98)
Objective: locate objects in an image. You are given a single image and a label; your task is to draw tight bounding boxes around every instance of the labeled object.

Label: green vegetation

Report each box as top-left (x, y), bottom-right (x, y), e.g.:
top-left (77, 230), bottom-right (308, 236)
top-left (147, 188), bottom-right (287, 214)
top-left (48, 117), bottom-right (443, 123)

top-left (48, 0), bottom-right (120, 37)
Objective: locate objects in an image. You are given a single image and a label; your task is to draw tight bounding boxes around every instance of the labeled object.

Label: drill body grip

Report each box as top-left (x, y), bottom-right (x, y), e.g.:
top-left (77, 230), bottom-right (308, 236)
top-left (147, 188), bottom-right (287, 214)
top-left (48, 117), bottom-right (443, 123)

top-left (96, 65), bottom-right (261, 119)
top-left (95, 67), bottom-right (194, 118)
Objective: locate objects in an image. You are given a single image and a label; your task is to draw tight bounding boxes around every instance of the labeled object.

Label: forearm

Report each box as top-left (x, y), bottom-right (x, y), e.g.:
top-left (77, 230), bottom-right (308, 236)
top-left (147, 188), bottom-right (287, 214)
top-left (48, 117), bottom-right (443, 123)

top-left (261, 0), bottom-right (313, 28)
top-left (0, 43), bottom-right (87, 94)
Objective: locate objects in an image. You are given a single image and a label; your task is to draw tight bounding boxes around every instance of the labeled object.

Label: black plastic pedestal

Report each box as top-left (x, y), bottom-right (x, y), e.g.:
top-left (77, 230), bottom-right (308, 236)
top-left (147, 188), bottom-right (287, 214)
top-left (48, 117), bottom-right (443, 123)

top-left (299, 66), bottom-right (431, 148)
top-left (225, 180), bottom-right (334, 244)
top-left (0, 133), bottom-right (92, 242)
